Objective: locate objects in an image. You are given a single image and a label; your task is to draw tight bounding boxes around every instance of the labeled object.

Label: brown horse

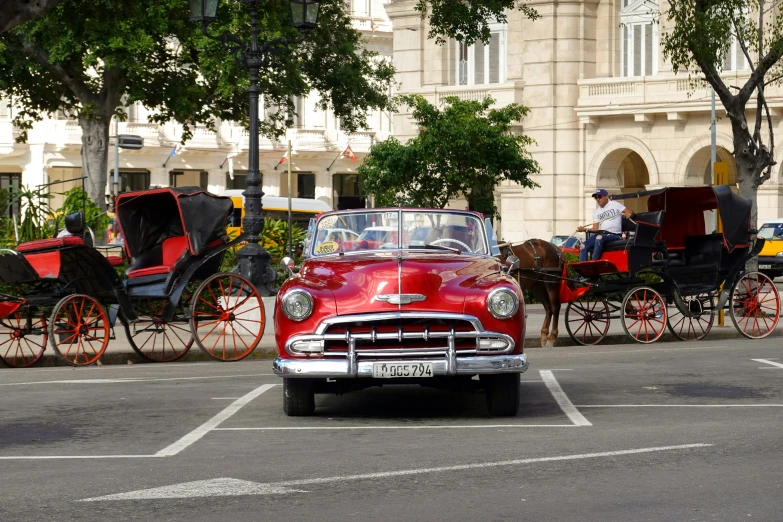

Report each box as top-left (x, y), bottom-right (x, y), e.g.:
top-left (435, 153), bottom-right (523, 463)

top-left (499, 239), bottom-right (565, 347)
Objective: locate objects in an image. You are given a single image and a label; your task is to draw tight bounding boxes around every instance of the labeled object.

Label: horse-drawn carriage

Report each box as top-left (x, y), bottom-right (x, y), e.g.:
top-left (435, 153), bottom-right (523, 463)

top-left (0, 187), bottom-right (265, 367)
top-left (560, 185), bottom-right (779, 344)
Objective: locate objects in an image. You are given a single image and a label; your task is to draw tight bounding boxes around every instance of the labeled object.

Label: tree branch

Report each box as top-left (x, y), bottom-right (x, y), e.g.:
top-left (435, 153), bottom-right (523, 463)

top-left (18, 37), bottom-right (97, 105)
top-left (0, 0), bottom-right (69, 34)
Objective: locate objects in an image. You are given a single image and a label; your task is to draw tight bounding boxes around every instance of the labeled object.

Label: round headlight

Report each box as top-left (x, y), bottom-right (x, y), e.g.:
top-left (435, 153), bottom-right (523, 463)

top-left (776, 252), bottom-right (783, 257)
top-left (487, 288), bottom-right (519, 319)
top-left (282, 289), bottom-right (314, 321)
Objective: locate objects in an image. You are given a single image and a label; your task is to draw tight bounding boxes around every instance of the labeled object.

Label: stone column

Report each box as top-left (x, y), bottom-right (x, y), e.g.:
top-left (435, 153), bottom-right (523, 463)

top-left (205, 169), bottom-right (224, 194)
top-left (22, 144), bottom-right (47, 188)
top-left (314, 170), bottom-right (333, 209)
top-left (518, 0), bottom-right (598, 239)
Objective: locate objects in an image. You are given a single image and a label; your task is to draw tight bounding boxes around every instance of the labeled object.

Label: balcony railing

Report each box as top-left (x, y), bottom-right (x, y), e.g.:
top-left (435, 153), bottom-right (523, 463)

top-left (405, 82), bottom-right (524, 108)
top-left (577, 72), bottom-right (777, 113)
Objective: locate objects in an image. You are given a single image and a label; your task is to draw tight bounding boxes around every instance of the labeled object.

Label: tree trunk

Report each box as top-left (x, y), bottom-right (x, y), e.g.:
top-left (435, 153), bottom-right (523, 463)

top-left (735, 147), bottom-right (759, 272)
top-left (78, 113), bottom-right (109, 212)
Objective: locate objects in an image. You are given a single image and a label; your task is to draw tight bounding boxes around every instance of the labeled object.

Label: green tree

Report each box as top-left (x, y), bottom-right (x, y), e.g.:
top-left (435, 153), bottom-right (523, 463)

top-left (661, 0), bottom-right (783, 229)
top-left (0, 0), bottom-right (395, 209)
top-left (0, 0), bottom-right (69, 34)
top-left (358, 95), bottom-right (540, 218)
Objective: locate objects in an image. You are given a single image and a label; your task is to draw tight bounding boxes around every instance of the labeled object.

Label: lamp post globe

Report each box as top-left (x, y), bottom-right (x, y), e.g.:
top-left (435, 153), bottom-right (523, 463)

top-left (188, 0), bottom-right (320, 296)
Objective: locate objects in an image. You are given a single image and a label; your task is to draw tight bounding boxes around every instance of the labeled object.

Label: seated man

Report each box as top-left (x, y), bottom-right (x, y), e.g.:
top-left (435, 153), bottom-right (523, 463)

top-left (577, 189), bottom-right (633, 262)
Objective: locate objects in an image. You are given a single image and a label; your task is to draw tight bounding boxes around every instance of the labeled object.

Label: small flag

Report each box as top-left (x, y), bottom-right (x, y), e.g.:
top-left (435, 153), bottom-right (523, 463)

top-left (228, 157), bottom-right (234, 180)
top-left (169, 144), bottom-right (182, 157)
top-left (341, 144), bottom-right (356, 162)
top-left (276, 150), bottom-right (288, 166)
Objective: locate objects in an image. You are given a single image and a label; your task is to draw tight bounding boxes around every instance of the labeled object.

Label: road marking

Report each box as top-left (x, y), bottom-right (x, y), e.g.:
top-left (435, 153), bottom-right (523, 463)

top-left (753, 359), bottom-right (783, 369)
top-left (80, 443), bottom-right (711, 501)
top-left (575, 404), bottom-right (783, 408)
top-left (80, 478), bottom-right (303, 501)
top-left (214, 424), bottom-right (578, 431)
top-left (155, 384), bottom-right (277, 457)
top-left (0, 455), bottom-right (160, 460)
top-left (0, 374), bottom-right (274, 387)
top-left (211, 397), bottom-right (241, 400)
top-left (540, 370), bottom-right (592, 426)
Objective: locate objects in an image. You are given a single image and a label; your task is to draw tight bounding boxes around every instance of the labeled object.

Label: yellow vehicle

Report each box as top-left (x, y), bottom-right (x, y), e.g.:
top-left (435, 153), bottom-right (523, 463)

top-left (224, 190), bottom-right (332, 238)
top-left (757, 219), bottom-right (783, 279)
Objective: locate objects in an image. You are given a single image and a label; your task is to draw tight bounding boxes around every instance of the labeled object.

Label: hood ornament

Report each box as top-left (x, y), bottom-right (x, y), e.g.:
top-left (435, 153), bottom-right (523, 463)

top-left (375, 294), bottom-right (426, 305)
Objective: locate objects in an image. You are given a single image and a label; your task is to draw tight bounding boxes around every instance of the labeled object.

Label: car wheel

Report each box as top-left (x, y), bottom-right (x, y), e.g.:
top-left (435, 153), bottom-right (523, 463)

top-left (283, 378), bottom-right (315, 416)
top-left (483, 374), bottom-right (521, 417)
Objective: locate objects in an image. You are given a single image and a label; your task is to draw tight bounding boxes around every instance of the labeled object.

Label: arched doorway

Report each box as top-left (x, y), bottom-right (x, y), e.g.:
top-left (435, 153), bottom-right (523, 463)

top-left (684, 146), bottom-right (737, 186)
top-left (595, 149), bottom-right (651, 213)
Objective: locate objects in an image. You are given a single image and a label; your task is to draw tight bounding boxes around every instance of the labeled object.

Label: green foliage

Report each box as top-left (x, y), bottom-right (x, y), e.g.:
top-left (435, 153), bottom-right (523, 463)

top-left (417, 0), bottom-right (539, 45)
top-left (359, 95), bottom-right (540, 217)
top-left (0, 0), bottom-right (396, 206)
top-left (57, 186), bottom-right (111, 239)
top-left (0, 188), bottom-right (10, 218)
top-left (13, 184), bottom-right (53, 243)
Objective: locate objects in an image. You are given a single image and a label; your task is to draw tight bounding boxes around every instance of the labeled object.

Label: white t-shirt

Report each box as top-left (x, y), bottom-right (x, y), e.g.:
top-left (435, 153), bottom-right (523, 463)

top-left (594, 200), bottom-right (625, 234)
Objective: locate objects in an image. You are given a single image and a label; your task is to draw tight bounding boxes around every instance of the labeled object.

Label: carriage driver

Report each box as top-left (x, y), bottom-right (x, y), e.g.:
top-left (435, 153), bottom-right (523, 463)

top-left (576, 188), bottom-right (634, 262)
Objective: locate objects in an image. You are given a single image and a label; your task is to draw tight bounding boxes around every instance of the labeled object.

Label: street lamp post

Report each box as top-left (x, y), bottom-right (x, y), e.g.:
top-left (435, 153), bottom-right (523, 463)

top-left (189, 0), bottom-right (320, 295)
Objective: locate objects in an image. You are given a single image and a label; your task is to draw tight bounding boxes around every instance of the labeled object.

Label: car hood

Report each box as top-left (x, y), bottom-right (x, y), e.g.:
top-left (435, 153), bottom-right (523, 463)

top-left (299, 251), bottom-right (501, 315)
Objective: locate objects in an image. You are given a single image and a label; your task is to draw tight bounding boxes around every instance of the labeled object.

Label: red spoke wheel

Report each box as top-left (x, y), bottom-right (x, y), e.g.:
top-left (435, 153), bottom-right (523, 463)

top-left (190, 273), bottom-right (265, 361)
top-left (730, 272), bottom-right (780, 339)
top-left (0, 309), bottom-right (48, 368)
top-left (666, 293), bottom-right (715, 341)
top-left (123, 299), bottom-right (193, 363)
top-left (564, 298), bottom-right (610, 345)
top-left (621, 287), bottom-right (667, 344)
top-left (48, 294), bottom-right (110, 367)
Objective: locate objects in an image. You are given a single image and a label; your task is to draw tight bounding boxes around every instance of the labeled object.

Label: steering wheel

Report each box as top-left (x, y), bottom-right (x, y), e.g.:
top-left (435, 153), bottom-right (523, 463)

top-left (430, 238), bottom-right (473, 253)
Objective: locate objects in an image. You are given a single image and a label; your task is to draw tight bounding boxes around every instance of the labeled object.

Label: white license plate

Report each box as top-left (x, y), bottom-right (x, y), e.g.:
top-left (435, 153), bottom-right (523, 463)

top-left (760, 264), bottom-right (772, 269)
top-left (372, 362), bottom-right (433, 378)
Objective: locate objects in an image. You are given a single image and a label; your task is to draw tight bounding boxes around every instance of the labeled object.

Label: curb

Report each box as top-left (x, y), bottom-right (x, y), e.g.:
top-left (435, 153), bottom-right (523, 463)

top-left (21, 329), bottom-right (761, 367)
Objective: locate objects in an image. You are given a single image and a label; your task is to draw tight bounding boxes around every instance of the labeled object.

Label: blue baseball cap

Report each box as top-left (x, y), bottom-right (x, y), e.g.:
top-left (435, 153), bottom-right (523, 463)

top-left (592, 188), bottom-right (609, 198)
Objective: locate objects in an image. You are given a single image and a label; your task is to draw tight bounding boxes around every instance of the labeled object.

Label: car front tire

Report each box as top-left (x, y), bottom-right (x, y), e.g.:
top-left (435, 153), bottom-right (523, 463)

top-left (483, 374), bottom-right (521, 417)
top-left (283, 378), bottom-right (315, 416)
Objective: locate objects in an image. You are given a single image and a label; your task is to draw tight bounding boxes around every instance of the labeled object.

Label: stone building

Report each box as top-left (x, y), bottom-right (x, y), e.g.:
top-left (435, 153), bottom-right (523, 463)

top-left (386, 0), bottom-right (783, 241)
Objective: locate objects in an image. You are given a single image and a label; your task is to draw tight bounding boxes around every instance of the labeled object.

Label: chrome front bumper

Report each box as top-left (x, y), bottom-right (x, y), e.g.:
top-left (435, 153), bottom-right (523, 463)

top-left (273, 353), bottom-right (528, 379)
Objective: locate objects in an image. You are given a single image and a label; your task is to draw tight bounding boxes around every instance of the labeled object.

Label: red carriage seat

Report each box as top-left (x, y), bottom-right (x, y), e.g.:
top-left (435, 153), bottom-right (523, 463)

top-left (16, 236), bottom-right (84, 252)
top-left (126, 236), bottom-right (189, 278)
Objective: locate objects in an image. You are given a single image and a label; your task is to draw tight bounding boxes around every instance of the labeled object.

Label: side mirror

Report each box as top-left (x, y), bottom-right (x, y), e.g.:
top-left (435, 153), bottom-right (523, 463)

top-left (504, 255), bottom-right (519, 273)
top-left (280, 256), bottom-right (296, 277)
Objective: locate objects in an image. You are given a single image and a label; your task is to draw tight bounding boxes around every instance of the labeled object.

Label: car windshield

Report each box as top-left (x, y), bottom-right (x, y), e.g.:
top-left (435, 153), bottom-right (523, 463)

top-left (562, 237), bottom-right (580, 248)
top-left (551, 236), bottom-right (567, 246)
top-left (758, 224), bottom-right (783, 240)
top-left (310, 210), bottom-right (488, 256)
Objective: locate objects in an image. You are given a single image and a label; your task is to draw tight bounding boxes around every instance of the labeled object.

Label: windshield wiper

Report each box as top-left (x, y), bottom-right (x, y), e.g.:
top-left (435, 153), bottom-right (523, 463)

top-left (423, 244), bottom-right (461, 254)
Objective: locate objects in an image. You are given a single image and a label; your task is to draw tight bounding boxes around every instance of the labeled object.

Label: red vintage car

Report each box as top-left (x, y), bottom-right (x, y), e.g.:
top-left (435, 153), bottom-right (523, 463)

top-left (273, 208), bottom-right (528, 417)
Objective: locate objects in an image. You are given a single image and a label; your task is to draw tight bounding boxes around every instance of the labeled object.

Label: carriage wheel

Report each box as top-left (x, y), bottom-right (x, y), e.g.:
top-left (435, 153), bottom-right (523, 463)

top-left (564, 298), bottom-right (610, 345)
top-left (0, 310), bottom-right (48, 368)
top-left (621, 287), bottom-right (667, 344)
top-left (123, 300), bottom-right (193, 363)
top-left (190, 273), bottom-right (265, 361)
top-left (730, 272), bottom-right (780, 339)
top-left (666, 293), bottom-right (715, 341)
top-left (48, 294), bottom-right (110, 367)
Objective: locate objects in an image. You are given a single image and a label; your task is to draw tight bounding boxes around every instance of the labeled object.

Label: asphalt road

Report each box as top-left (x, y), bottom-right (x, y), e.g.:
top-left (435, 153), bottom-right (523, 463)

top-left (1, 338), bottom-right (783, 521)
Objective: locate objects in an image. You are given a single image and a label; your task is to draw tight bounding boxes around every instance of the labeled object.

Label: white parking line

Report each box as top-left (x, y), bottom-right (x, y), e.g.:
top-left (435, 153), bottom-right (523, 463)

top-left (753, 359), bottom-right (783, 369)
top-left (540, 370), bottom-right (592, 426)
top-left (0, 374), bottom-right (274, 386)
top-left (214, 424), bottom-right (578, 431)
top-left (155, 384), bottom-right (277, 457)
top-left (576, 404), bottom-right (783, 408)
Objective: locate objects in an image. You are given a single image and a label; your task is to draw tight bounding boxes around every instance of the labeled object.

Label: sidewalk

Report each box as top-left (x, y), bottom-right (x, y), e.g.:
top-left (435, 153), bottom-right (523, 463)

top-left (25, 300), bottom-right (779, 367)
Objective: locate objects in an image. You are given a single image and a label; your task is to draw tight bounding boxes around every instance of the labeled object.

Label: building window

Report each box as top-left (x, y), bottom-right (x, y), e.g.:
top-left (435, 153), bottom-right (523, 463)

top-left (297, 173), bottom-right (315, 199)
top-left (455, 26), bottom-right (506, 86)
top-left (723, 37), bottom-right (749, 71)
top-left (332, 173), bottom-right (365, 210)
top-left (169, 170), bottom-right (208, 189)
top-left (225, 171), bottom-right (249, 190)
top-left (0, 173), bottom-right (21, 218)
top-left (621, 2), bottom-right (658, 77)
top-left (352, 0), bottom-right (369, 16)
top-left (120, 171), bottom-right (150, 193)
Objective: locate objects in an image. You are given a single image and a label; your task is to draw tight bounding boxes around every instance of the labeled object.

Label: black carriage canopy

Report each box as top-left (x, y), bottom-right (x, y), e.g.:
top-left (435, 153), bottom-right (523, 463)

top-left (612, 185), bottom-right (752, 251)
top-left (115, 187), bottom-right (233, 258)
